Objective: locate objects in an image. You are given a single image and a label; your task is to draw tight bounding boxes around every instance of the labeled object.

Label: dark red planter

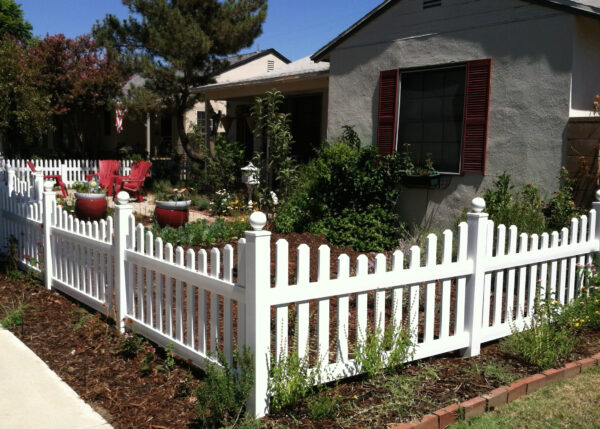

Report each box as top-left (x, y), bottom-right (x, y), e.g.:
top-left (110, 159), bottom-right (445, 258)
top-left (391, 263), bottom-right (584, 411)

top-left (155, 200), bottom-right (191, 228)
top-left (75, 193), bottom-right (107, 221)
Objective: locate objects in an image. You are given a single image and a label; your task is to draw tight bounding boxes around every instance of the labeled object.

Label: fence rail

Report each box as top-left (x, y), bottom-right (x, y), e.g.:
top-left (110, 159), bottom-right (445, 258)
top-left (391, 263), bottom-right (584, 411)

top-left (1, 173), bottom-right (599, 418)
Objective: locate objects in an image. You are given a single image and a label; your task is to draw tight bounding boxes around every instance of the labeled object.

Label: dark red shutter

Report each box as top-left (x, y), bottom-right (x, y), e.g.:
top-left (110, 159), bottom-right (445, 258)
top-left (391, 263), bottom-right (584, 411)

top-left (376, 69), bottom-right (399, 155)
top-left (461, 59), bottom-right (491, 174)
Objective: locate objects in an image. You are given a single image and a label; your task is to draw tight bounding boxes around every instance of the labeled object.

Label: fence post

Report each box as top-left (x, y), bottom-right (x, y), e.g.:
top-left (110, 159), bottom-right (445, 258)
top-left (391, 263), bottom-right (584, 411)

top-left (33, 172), bottom-right (44, 202)
top-left (7, 166), bottom-right (14, 195)
top-left (244, 211), bottom-right (271, 418)
top-left (593, 190), bottom-right (600, 247)
top-left (462, 197), bottom-right (489, 358)
top-left (42, 181), bottom-right (55, 290)
top-left (114, 191), bottom-right (132, 332)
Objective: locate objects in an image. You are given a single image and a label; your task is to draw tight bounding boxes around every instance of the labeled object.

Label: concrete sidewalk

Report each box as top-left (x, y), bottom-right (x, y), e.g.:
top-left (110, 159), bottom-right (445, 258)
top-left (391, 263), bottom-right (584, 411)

top-left (0, 328), bottom-right (112, 429)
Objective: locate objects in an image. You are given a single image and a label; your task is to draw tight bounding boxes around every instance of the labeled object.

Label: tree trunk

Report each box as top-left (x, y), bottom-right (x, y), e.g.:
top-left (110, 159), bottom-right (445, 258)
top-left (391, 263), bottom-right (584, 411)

top-left (175, 106), bottom-right (204, 162)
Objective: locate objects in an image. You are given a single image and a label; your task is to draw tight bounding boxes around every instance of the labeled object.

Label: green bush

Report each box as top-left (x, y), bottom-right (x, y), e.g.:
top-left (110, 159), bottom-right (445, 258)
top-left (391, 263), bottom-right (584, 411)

top-left (566, 262), bottom-right (600, 330)
top-left (195, 347), bottom-right (254, 427)
top-left (483, 173), bottom-right (546, 235)
top-left (273, 127), bottom-right (405, 252)
top-left (0, 299), bottom-right (29, 330)
top-left (307, 395), bottom-right (338, 420)
top-left (309, 205), bottom-right (405, 252)
top-left (481, 170), bottom-right (584, 235)
top-left (501, 290), bottom-right (577, 369)
top-left (544, 167), bottom-right (585, 231)
top-left (268, 351), bottom-right (319, 413)
top-left (152, 218), bottom-right (248, 246)
top-left (355, 324), bottom-right (414, 379)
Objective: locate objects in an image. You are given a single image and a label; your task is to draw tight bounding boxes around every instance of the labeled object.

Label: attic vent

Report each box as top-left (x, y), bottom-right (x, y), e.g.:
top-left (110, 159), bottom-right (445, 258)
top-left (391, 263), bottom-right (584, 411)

top-left (423, 0), bottom-right (441, 9)
top-left (267, 60), bottom-right (275, 72)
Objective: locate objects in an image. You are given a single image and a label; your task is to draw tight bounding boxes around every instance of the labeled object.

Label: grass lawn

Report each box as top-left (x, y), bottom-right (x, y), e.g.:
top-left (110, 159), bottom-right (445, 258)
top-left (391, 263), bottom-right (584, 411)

top-left (450, 366), bottom-right (600, 428)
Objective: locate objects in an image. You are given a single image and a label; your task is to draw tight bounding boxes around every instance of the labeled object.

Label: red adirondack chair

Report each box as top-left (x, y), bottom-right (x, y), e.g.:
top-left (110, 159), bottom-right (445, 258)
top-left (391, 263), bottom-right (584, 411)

top-left (85, 160), bottom-right (121, 196)
top-left (113, 161), bottom-right (152, 202)
top-left (26, 161), bottom-right (67, 198)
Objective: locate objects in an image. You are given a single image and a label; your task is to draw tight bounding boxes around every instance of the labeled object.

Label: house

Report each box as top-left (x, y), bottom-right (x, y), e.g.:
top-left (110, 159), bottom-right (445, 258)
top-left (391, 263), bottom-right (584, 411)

top-left (104, 49), bottom-right (290, 158)
top-left (193, 56), bottom-right (329, 162)
top-left (311, 0), bottom-right (600, 224)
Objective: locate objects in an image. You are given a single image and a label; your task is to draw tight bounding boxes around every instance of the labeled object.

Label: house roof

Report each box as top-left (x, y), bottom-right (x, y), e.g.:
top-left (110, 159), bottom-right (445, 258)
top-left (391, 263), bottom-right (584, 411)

top-left (311, 0), bottom-right (600, 62)
top-left (193, 56), bottom-right (329, 95)
top-left (223, 48), bottom-right (291, 72)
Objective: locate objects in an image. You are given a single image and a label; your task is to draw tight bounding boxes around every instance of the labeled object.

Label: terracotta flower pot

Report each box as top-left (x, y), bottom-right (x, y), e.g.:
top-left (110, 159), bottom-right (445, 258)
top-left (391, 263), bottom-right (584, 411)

top-left (155, 200), bottom-right (191, 228)
top-left (75, 193), bottom-right (107, 221)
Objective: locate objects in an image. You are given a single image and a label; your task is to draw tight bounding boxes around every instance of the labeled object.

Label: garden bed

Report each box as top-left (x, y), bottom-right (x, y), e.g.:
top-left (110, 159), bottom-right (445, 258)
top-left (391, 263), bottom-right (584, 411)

top-left (2, 243), bottom-right (600, 428)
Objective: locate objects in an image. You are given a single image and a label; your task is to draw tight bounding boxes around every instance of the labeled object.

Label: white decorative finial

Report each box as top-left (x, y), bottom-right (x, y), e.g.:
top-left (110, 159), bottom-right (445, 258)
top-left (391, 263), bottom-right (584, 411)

top-left (471, 197), bottom-right (486, 213)
top-left (249, 211), bottom-right (267, 231)
top-left (43, 181), bottom-right (54, 192)
top-left (116, 191), bottom-right (130, 205)
top-left (595, 189), bottom-right (600, 202)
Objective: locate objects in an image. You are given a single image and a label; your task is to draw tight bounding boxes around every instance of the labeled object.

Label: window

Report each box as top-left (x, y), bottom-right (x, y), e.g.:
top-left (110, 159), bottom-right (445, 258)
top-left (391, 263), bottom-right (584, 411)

top-left (196, 110), bottom-right (206, 135)
top-left (377, 59), bottom-right (491, 174)
top-left (398, 66), bottom-right (465, 173)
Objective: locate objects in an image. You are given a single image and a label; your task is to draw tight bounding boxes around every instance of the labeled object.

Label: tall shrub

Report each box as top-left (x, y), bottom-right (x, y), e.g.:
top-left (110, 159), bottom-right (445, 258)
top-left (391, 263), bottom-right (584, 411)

top-left (251, 89), bottom-right (298, 202)
top-left (274, 127), bottom-right (405, 252)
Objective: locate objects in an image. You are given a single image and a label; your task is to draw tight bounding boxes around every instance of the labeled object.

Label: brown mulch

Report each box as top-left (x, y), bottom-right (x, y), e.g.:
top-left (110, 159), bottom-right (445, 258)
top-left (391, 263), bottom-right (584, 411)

top-left (2, 229), bottom-right (600, 428)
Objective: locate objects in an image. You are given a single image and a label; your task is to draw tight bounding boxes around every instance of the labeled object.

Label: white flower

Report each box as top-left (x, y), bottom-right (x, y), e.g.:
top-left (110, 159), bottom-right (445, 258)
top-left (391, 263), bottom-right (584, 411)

top-left (270, 191), bottom-right (278, 205)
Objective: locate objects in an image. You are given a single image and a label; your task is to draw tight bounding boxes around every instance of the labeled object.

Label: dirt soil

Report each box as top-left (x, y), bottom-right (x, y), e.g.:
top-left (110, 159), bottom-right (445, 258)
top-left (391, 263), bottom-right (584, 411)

top-left (1, 230), bottom-right (600, 428)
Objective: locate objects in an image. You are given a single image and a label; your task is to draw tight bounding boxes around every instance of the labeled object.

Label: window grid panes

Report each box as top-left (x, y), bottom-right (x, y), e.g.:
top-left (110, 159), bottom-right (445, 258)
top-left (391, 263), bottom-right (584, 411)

top-left (397, 66), bottom-right (466, 174)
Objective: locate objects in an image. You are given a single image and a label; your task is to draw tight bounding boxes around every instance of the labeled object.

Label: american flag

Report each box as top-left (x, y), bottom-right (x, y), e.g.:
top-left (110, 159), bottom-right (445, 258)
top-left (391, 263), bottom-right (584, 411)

top-left (115, 99), bottom-right (128, 134)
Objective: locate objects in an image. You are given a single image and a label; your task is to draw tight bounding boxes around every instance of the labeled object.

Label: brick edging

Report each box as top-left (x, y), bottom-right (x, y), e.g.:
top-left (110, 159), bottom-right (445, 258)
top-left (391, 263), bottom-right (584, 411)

top-left (389, 352), bottom-right (600, 429)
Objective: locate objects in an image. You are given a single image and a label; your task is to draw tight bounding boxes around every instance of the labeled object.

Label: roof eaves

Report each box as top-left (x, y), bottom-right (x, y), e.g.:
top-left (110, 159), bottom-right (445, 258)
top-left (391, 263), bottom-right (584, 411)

top-left (192, 69), bottom-right (329, 94)
top-left (311, 0), bottom-right (600, 62)
top-left (224, 48), bottom-right (291, 72)
top-left (523, 0), bottom-right (600, 18)
top-left (311, 0), bottom-right (398, 62)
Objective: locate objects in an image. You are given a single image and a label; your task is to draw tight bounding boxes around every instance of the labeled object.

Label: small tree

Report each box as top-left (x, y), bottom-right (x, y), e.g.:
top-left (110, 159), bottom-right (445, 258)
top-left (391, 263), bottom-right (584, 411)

top-left (93, 0), bottom-right (267, 161)
top-left (251, 89), bottom-right (298, 202)
top-left (30, 34), bottom-right (127, 152)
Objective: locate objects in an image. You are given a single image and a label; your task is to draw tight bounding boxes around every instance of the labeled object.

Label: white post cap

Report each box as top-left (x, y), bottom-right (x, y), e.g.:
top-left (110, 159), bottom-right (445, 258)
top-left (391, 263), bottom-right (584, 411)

top-left (43, 181), bottom-right (55, 192)
top-left (116, 191), bottom-right (130, 205)
top-left (249, 211), bottom-right (267, 231)
top-left (471, 197), bottom-right (486, 213)
top-left (596, 189), bottom-right (600, 202)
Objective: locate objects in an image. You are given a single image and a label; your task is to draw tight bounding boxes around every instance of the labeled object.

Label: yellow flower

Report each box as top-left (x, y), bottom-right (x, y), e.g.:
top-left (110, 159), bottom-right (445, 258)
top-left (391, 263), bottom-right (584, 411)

top-left (575, 322), bottom-right (580, 327)
top-left (240, 217), bottom-right (245, 222)
top-left (580, 319), bottom-right (585, 323)
top-left (596, 311), bottom-right (600, 315)
top-left (595, 299), bottom-right (599, 303)
top-left (553, 300), bottom-right (559, 304)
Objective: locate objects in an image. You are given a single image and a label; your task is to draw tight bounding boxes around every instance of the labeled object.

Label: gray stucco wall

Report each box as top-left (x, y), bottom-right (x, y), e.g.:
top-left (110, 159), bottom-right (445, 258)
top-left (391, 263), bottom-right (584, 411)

top-left (326, 0), bottom-right (576, 226)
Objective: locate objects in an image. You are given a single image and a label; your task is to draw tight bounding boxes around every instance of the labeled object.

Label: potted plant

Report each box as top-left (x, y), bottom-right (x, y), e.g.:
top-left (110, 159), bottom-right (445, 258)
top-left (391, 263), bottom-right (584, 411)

top-left (154, 187), bottom-right (192, 228)
top-left (73, 180), bottom-right (108, 221)
top-left (399, 144), bottom-right (441, 188)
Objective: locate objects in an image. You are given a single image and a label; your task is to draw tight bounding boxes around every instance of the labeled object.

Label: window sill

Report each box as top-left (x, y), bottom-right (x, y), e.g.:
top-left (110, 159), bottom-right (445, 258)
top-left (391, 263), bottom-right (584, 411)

top-left (401, 173), bottom-right (452, 189)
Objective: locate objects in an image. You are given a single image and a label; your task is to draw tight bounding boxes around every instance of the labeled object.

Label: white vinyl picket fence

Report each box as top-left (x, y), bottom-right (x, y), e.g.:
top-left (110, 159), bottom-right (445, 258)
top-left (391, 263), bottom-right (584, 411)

top-left (1, 171), bottom-right (599, 418)
top-left (0, 157), bottom-right (191, 186)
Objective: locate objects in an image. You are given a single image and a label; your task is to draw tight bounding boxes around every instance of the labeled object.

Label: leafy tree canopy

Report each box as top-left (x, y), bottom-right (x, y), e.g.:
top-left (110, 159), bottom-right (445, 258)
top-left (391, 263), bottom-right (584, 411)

top-left (31, 34), bottom-right (127, 116)
top-left (92, 0), bottom-right (267, 161)
top-left (0, 37), bottom-right (52, 155)
top-left (0, 0), bottom-right (32, 41)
